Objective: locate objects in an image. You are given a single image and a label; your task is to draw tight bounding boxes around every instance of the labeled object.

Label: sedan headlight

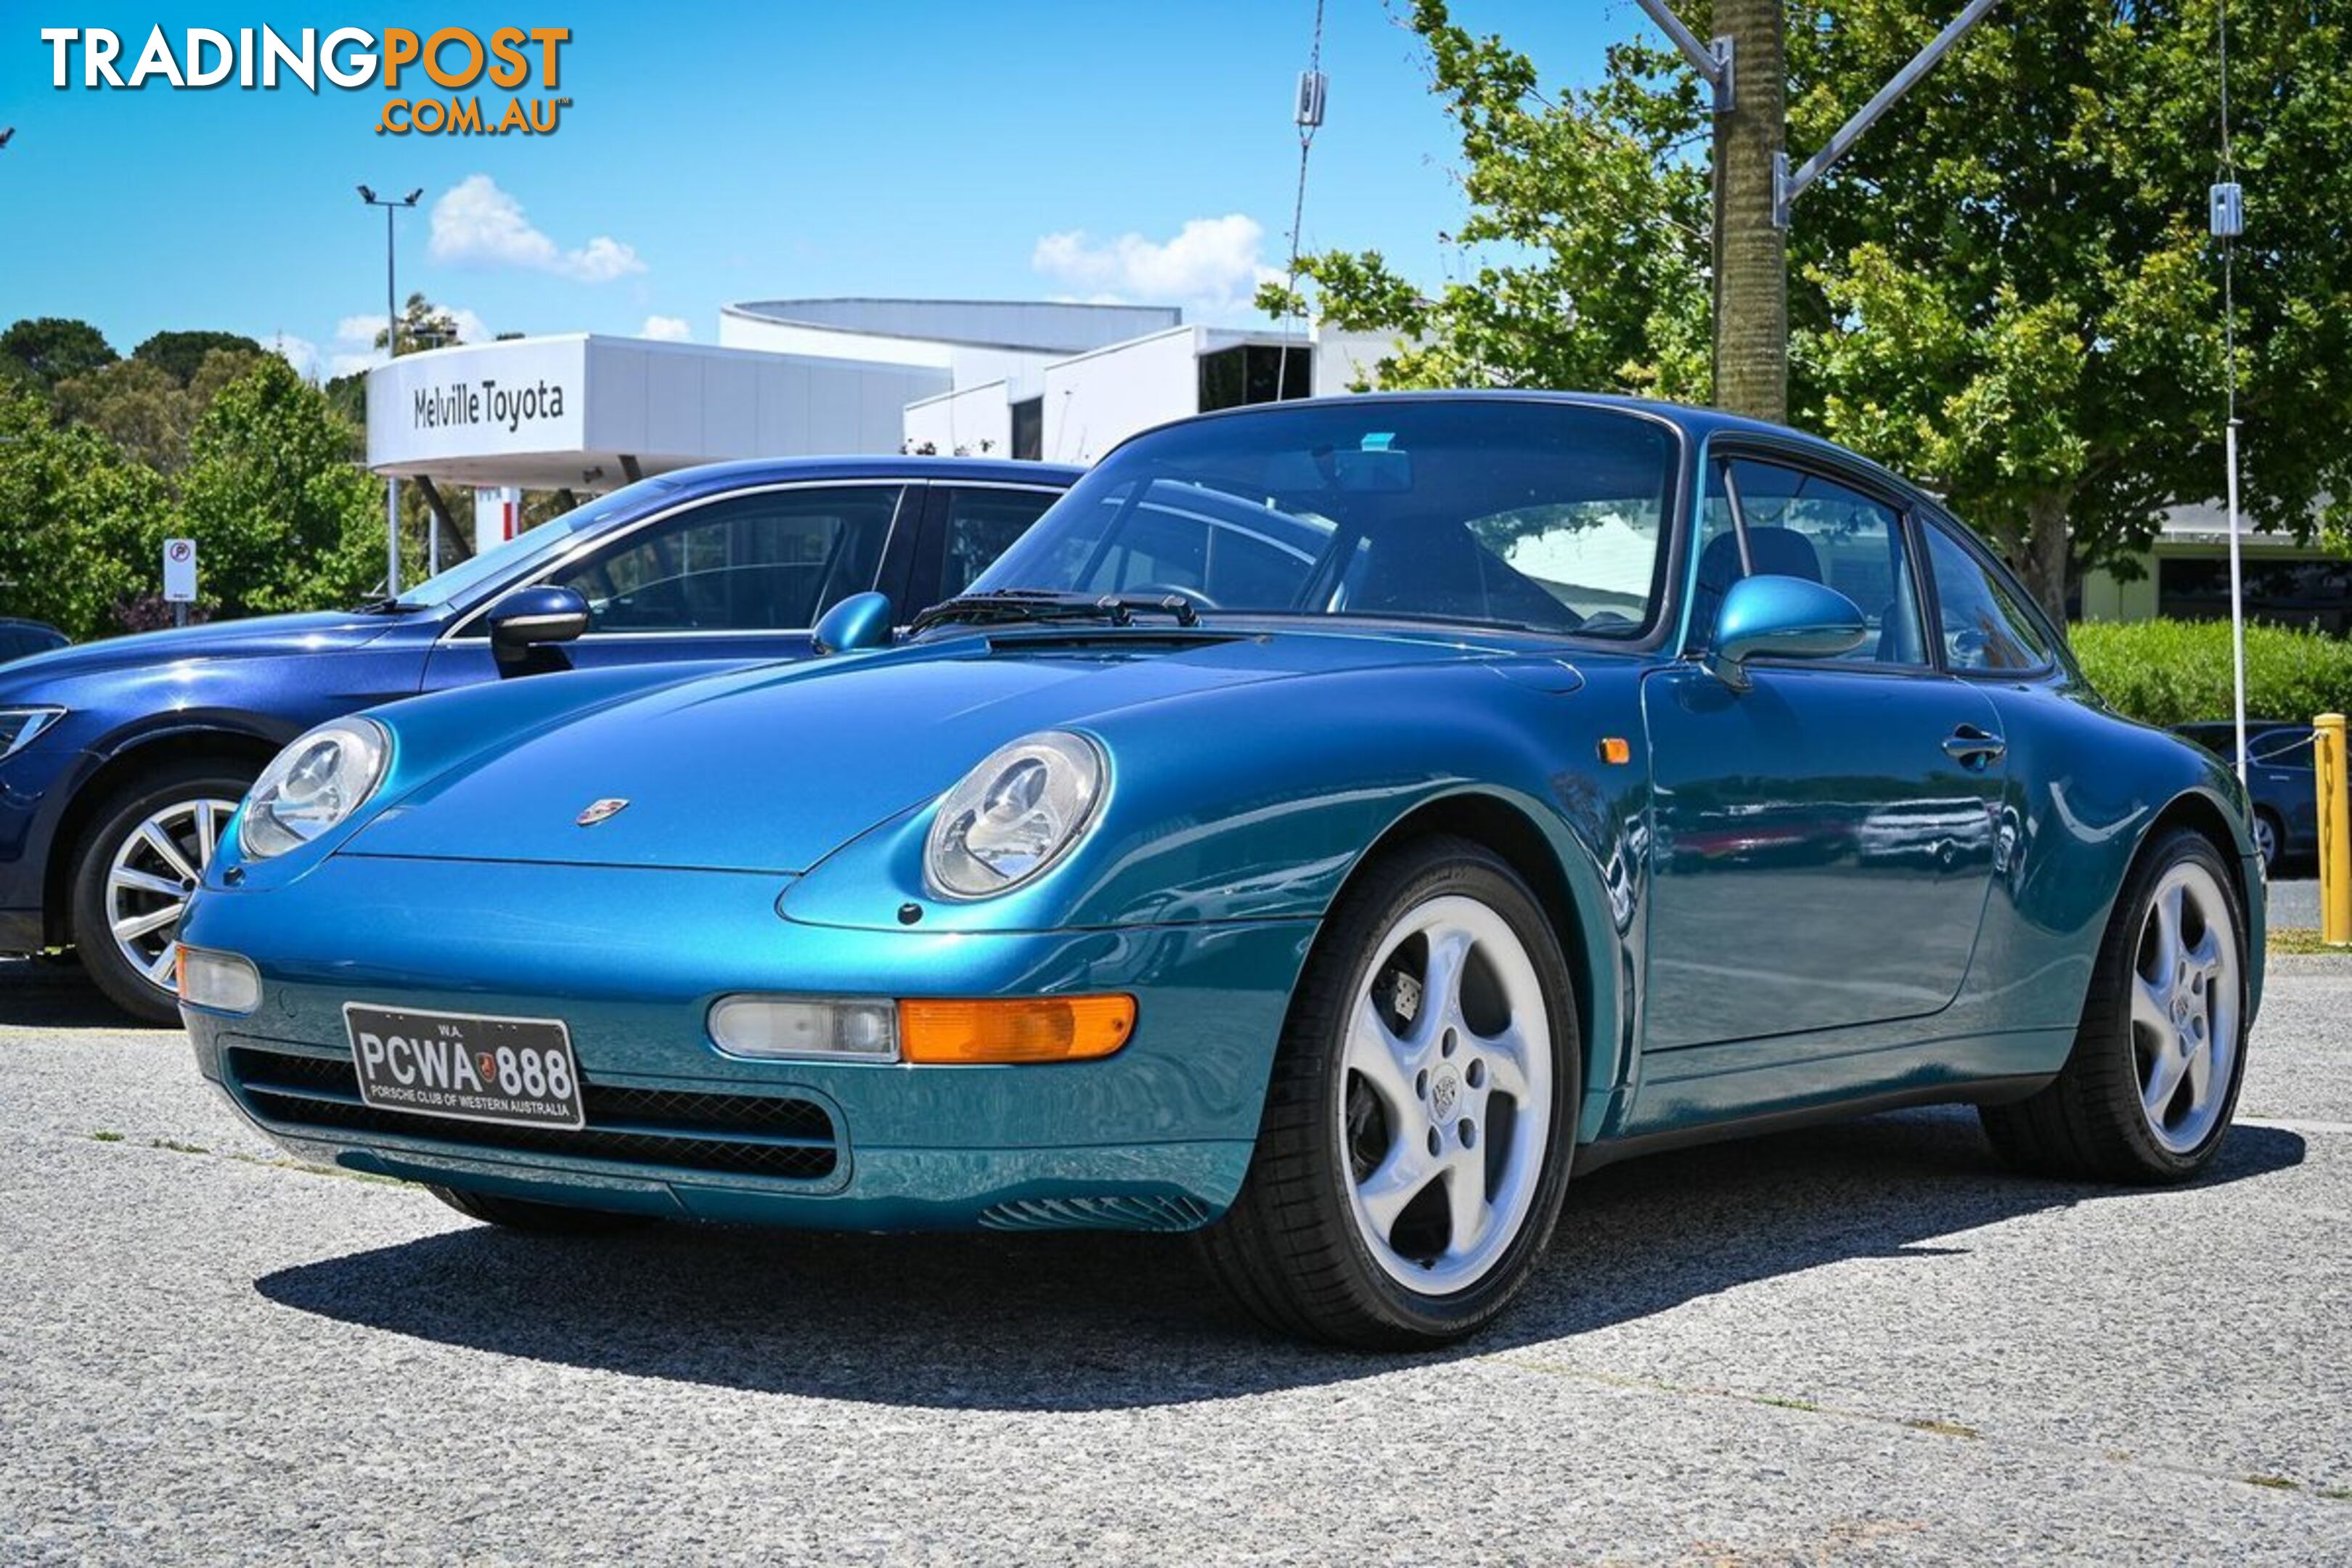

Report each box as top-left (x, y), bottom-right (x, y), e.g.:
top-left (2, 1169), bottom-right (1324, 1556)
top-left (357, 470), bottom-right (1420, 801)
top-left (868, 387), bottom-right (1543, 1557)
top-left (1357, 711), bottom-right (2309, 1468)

top-left (239, 719), bottom-right (391, 860)
top-left (0, 706), bottom-right (65, 761)
top-left (925, 731), bottom-right (1105, 899)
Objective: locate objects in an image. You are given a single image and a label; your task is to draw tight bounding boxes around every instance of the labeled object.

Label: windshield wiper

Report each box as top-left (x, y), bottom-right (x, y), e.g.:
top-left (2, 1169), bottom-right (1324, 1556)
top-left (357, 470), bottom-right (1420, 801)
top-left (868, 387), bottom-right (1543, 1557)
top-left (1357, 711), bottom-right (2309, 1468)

top-left (348, 596), bottom-right (430, 614)
top-left (909, 589), bottom-right (1200, 634)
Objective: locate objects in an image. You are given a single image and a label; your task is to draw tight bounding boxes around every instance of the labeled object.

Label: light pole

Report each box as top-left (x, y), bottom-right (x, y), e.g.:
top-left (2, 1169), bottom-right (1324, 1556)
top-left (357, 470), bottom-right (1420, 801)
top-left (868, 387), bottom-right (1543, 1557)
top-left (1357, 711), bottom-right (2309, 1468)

top-left (356, 185), bottom-right (422, 595)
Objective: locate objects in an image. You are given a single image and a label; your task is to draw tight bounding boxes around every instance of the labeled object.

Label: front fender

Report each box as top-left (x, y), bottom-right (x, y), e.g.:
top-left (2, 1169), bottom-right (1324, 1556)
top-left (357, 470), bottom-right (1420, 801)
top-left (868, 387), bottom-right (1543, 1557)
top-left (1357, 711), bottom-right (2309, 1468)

top-left (779, 662), bottom-right (1654, 1136)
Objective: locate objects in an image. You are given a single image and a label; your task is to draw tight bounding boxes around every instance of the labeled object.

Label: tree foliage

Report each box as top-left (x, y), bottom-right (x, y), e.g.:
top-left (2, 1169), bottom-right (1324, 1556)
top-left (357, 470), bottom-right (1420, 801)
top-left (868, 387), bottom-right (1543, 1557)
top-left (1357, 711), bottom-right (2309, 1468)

top-left (171, 355), bottom-right (384, 618)
top-left (133, 330), bottom-right (263, 386)
top-left (0, 384), bottom-right (163, 636)
top-left (0, 317), bottom-right (118, 388)
top-left (1276, 0), bottom-right (2352, 618)
top-left (53, 348), bottom-right (265, 475)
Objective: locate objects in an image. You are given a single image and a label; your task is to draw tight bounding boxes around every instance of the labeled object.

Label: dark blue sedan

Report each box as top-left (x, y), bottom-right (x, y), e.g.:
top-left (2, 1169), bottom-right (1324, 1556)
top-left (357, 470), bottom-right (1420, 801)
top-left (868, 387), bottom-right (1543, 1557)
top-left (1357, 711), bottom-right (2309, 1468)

top-left (0, 457), bottom-right (1074, 1019)
top-left (2172, 721), bottom-right (2335, 873)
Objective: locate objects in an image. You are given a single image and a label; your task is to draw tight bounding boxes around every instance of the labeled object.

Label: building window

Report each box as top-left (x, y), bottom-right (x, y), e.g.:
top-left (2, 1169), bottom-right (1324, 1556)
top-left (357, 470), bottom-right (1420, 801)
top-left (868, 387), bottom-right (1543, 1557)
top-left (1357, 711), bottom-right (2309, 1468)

top-left (1197, 345), bottom-right (1314, 413)
top-left (1010, 397), bottom-right (1043, 462)
top-left (2158, 555), bottom-right (2352, 636)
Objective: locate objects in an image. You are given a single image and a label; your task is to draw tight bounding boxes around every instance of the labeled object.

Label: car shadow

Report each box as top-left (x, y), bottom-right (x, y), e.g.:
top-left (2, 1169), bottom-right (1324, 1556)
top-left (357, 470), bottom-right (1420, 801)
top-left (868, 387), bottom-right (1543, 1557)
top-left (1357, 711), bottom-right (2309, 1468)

top-left (253, 1108), bottom-right (2305, 1411)
top-left (0, 958), bottom-right (172, 1032)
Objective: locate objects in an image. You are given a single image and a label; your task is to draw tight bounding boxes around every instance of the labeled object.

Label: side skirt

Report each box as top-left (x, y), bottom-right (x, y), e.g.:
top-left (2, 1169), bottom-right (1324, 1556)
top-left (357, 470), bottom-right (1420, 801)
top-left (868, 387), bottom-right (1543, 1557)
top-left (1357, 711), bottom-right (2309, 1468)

top-left (1569, 1072), bottom-right (2056, 1177)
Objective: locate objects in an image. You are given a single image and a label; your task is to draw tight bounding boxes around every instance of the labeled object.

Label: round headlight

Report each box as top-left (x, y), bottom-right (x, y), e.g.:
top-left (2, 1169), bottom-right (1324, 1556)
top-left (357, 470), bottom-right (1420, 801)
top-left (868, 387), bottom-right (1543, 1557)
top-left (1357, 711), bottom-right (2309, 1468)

top-left (925, 731), bottom-right (1105, 899)
top-left (239, 719), bottom-right (391, 860)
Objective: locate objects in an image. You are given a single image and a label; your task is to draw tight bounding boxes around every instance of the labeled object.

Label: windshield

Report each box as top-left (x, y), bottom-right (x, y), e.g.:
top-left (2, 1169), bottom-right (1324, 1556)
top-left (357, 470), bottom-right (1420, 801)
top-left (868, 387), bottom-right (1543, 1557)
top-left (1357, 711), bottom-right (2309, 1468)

top-left (964, 399), bottom-right (1677, 637)
top-left (388, 476), bottom-right (682, 610)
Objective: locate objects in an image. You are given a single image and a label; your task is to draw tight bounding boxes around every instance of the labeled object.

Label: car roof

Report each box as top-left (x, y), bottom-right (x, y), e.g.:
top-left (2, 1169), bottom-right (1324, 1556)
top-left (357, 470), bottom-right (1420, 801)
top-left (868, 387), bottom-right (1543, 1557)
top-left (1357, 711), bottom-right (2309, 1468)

top-left (1160, 390), bottom-right (1930, 502)
top-left (653, 454), bottom-right (1083, 498)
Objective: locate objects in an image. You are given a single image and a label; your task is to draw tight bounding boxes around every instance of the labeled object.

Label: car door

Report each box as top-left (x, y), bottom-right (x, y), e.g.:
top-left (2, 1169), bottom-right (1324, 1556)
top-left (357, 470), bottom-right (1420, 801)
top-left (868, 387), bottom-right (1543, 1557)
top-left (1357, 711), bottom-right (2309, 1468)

top-left (907, 481), bottom-right (1069, 615)
top-left (1641, 454), bottom-right (2007, 1050)
top-left (422, 481), bottom-right (912, 690)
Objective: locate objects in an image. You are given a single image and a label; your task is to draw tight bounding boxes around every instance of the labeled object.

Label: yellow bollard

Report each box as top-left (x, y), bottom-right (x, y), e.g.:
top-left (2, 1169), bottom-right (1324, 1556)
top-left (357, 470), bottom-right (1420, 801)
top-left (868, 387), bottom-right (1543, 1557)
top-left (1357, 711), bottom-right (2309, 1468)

top-left (2318, 713), bottom-right (2352, 946)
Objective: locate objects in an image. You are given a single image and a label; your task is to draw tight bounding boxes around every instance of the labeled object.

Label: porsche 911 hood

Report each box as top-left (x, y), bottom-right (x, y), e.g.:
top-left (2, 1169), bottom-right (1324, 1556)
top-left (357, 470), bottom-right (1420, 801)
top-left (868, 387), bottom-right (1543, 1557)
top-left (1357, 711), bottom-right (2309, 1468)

top-left (346, 630), bottom-right (1519, 873)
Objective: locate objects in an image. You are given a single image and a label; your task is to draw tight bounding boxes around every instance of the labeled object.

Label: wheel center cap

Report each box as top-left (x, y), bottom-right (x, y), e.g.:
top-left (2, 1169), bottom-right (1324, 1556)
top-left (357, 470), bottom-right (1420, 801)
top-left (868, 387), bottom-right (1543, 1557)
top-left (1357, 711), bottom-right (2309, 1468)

top-left (1430, 1065), bottom-right (1462, 1122)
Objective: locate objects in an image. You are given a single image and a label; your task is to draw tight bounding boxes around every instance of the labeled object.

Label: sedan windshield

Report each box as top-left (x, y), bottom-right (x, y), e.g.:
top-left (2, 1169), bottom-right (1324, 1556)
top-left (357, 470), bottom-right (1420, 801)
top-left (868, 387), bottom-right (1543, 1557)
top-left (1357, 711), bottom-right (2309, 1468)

top-left (387, 475), bottom-right (682, 611)
top-left (964, 399), bottom-right (1678, 637)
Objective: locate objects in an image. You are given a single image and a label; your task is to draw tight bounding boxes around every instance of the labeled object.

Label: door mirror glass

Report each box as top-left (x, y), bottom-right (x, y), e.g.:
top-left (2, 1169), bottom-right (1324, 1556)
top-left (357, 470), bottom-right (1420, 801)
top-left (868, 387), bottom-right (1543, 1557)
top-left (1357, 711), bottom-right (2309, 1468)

top-left (812, 591), bottom-right (894, 655)
top-left (1708, 575), bottom-right (1868, 690)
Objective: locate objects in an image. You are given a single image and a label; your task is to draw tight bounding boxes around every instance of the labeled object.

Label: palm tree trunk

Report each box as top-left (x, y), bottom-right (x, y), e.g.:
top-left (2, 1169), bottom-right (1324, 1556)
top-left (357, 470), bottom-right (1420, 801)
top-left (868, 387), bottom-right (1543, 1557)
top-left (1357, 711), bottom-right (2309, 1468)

top-left (1712, 0), bottom-right (1788, 425)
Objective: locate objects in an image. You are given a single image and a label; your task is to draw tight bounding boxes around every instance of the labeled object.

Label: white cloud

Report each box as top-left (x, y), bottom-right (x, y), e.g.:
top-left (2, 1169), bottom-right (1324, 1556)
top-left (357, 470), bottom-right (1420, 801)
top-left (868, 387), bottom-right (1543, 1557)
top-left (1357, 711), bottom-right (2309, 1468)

top-left (428, 173), bottom-right (647, 283)
top-left (329, 351), bottom-right (383, 379)
top-left (640, 314), bottom-right (693, 342)
top-left (1032, 214), bottom-right (1279, 322)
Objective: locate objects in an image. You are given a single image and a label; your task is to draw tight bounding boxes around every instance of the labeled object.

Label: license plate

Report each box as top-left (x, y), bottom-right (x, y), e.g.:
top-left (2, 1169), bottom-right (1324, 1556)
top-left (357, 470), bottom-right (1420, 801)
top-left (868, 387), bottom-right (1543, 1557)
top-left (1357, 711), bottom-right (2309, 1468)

top-left (344, 1003), bottom-right (586, 1130)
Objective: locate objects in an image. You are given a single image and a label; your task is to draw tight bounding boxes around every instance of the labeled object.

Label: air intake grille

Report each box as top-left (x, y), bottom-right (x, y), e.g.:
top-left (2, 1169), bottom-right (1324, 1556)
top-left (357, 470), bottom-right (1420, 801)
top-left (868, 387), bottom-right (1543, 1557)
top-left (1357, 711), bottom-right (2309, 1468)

top-left (978, 1194), bottom-right (1212, 1233)
top-left (226, 1045), bottom-right (838, 1183)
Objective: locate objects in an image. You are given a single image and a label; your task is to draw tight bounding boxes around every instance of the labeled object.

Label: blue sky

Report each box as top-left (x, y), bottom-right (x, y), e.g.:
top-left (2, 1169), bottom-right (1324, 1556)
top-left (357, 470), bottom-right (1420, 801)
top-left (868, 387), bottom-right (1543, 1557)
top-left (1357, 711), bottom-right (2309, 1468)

top-left (0, 2), bottom-right (1633, 377)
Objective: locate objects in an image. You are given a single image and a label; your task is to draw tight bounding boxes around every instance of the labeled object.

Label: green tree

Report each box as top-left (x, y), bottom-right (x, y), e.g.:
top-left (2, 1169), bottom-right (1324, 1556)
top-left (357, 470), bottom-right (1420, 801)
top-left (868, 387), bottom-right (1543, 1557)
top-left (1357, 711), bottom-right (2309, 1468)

top-left (53, 346), bottom-right (264, 477)
top-left (132, 330), bottom-right (263, 386)
top-left (1276, 1), bottom-right (2352, 620)
top-left (0, 384), bottom-right (165, 637)
top-left (376, 292), bottom-right (465, 354)
top-left (0, 317), bottom-right (118, 389)
top-left (169, 356), bottom-right (384, 616)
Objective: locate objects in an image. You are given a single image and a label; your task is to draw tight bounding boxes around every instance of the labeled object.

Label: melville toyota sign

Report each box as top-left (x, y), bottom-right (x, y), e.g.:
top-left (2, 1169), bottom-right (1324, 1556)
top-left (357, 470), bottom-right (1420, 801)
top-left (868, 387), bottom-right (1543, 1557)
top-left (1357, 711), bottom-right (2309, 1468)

top-left (364, 335), bottom-right (589, 473)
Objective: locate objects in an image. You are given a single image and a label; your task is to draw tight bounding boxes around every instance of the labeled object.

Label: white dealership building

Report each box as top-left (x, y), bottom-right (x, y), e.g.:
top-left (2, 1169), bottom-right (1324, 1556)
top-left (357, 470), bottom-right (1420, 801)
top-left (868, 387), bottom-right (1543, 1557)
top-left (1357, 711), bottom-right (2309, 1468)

top-left (362, 299), bottom-right (1392, 537)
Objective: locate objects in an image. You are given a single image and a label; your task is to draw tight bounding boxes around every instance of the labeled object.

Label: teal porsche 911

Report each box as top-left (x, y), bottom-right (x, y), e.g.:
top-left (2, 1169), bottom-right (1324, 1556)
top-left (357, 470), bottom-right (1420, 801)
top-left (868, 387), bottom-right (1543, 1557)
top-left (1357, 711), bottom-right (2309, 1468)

top-left (177, 393), bottom-right (2261, 1347)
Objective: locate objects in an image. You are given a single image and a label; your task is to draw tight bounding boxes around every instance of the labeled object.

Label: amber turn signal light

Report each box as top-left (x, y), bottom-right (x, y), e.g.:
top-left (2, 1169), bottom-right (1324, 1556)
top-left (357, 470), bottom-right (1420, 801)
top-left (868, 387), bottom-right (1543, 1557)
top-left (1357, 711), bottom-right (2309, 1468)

top-left (897, 995), bottom-right (1137, 1064)
top-left (1597, 736), bottom-right (1632, 765)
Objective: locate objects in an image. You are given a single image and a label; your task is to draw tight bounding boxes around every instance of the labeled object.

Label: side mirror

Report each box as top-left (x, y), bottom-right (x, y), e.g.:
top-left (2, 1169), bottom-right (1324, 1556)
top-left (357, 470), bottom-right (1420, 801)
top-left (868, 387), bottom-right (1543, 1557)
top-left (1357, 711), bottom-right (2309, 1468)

top-left (486, 584), bottom-right (590, 677)
top-left (1707, 575), bottom-right (1868, 692)
top-left (812, 591), bottom-right (894, 656)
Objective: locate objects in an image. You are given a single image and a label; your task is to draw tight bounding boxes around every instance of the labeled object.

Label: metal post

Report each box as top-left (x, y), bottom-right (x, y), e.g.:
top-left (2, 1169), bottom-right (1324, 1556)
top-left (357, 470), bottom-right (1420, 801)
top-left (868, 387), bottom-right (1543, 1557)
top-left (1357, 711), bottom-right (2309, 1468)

top-left (2316, 714), bottom-right (2351, 945)
top-left (359, 186), bottom-right (423, 597)
top-left (1632, 0), bottom-right (1734, 113)
top-left (384, 201), bottom-right (400, 597)
top-left (2225, 420), bottom-right (2248, 785)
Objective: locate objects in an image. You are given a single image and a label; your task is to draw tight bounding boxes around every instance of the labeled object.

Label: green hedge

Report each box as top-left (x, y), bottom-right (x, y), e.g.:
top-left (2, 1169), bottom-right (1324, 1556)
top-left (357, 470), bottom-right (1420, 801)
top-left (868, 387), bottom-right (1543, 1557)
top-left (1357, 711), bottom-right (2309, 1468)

top-left (2070, 618), bottom-right (2352, 730)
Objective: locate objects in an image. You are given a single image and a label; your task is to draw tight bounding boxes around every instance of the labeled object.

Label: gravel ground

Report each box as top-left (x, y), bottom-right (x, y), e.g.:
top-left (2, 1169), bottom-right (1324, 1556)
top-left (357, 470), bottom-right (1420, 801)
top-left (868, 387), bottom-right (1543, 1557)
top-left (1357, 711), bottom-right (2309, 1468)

top-left (2, 952), bottom-right (2348, 1567)
top-left (2271, 877), bottom-right (2321, 931)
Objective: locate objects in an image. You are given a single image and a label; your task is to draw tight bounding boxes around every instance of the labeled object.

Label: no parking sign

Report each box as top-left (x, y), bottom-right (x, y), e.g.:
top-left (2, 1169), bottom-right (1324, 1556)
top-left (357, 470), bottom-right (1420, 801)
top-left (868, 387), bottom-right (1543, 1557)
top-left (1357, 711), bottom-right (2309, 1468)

top-left (163, 537), bottom-right (197, 603)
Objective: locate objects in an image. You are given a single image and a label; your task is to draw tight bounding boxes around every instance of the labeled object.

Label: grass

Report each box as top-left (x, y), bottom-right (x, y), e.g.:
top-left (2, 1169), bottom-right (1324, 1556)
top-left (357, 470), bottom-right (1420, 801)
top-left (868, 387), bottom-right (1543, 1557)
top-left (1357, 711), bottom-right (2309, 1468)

top-left (2270, 928), bottom-right (2352, 957)
top-left (82, 1127), bottom-right (407, 1186)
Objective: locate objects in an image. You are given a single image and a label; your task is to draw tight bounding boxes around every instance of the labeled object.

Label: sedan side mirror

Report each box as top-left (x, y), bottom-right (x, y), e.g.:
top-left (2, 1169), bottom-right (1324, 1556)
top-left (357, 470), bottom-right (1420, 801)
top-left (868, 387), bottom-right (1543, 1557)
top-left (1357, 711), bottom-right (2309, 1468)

top-left (813, 591), bottom-right (894, 656)
top-left (1707, 575), bottom-right (1868, 692)
top-left (486, 584), bottom-right (591, 678)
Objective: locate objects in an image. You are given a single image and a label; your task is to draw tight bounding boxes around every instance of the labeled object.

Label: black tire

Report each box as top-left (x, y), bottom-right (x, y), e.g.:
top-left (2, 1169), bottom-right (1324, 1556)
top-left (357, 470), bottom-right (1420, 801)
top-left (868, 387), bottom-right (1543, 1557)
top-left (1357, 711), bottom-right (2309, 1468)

top-left (1196, 836), bottom-right (1580, 1349)
top-left (1980, 828), bottom-right (2249, 1183)
top-left (429, 1185), bottom-right (652, 1234)
top-left (68, 759), bottom-right (256, 1025)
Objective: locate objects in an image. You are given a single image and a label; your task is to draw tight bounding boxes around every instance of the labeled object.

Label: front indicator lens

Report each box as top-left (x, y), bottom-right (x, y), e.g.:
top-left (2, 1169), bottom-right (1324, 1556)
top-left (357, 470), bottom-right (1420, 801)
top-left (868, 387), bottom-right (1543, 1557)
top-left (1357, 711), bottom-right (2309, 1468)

top-left (177, 947), bottom-right (261, 1015)
top-left (710, 996), bottom-right (898, 1061)
top-left (899, 995), bottom-right (1135, 1064)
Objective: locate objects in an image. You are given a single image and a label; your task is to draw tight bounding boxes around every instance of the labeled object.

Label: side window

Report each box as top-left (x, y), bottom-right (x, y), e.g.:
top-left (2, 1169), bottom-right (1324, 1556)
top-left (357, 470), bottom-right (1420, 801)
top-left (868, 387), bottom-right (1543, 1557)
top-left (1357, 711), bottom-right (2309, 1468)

top-left (551, 486), bottom-right (901, 634)
top-left (936, 487), bottom-right (1059, 603)
top-left (1921, 520), bottom-right (2056, 673)
top-left (1693, 460), bottom-right (1926, 665)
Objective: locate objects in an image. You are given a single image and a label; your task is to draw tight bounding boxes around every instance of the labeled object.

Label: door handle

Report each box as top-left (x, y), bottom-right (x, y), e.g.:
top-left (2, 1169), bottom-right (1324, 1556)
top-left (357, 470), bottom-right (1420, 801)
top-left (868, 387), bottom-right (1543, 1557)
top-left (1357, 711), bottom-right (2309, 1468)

top-left (1943, 724), bottom-right (2007, 767)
